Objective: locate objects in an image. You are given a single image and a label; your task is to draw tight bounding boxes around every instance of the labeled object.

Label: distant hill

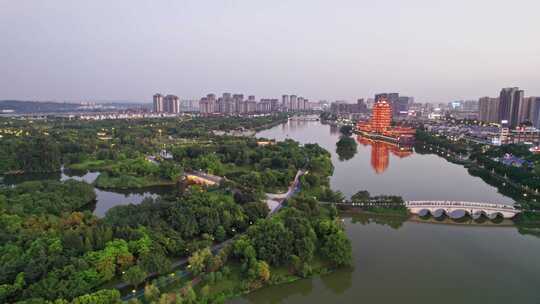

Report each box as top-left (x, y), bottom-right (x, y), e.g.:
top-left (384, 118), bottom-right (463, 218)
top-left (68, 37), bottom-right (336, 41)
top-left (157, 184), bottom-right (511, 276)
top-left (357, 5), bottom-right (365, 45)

top-left (0, 100), bottom-right (82, 113)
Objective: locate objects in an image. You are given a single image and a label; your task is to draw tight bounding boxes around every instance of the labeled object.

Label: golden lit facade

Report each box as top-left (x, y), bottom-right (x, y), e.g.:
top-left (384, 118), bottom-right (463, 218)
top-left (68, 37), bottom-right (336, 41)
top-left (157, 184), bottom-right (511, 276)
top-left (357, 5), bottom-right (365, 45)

top-left (356, 97), bottom-right (415, 144)
top-left (371, 98), bottom-right (392, 132)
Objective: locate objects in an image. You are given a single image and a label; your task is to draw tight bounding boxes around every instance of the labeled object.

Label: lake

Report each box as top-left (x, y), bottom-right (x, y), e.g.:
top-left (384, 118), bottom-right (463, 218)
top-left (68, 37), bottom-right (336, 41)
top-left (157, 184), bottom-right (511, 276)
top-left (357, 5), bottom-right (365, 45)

top-left (232, 119), bottom-right (540, 304)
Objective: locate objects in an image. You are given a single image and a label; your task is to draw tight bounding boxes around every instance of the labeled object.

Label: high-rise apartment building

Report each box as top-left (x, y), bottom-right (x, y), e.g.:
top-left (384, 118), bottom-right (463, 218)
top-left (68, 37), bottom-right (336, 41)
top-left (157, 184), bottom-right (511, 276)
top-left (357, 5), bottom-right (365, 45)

top-left (153, 93), bottom-right (180, 114)
top-left (528, 97), bottom-right (540, 128)
top-left (164, 95), bottom-right (180, 114)
top-left (199, 92), bottom-right (307, 115)
top-left (153, 93), bottom-right (164, 113)
top-left (290, 95), bottom-right (297, 111)
top-left (478, 97), bottom-right (500, 123)
top-left (499, 87), bottom-right (524, 127)
top-left (396, 96), bottom-right (412, 116)
top-left (282, 95), bottom-right (289, 111)
top-left (518, 96), bottom-right (533, 123)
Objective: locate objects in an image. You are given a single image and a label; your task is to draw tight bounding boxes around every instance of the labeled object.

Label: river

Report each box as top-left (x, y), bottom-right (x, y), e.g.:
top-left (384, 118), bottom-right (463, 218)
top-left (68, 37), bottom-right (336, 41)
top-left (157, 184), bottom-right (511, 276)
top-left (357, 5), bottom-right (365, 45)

top-left (231, 119), bottom-right (540, 304)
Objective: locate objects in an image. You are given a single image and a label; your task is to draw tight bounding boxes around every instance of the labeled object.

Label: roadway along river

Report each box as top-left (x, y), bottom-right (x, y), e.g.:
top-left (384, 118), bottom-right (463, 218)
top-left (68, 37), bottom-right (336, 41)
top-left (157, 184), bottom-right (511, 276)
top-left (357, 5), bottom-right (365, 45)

top-left (230, 119), bottom-right (540, 304)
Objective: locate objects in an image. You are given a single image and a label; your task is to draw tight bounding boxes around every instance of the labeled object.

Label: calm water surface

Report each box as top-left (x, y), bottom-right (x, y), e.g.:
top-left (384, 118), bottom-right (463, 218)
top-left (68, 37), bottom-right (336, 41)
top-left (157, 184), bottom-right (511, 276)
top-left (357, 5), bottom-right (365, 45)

top-left (2, 169), bottom-right (167, 217)
top-left (257, 120), bottom-right (513, 204)
top-left (234, 216), bottom-right (540, 304)
top-left (235, 119), bottom-right (540, 304)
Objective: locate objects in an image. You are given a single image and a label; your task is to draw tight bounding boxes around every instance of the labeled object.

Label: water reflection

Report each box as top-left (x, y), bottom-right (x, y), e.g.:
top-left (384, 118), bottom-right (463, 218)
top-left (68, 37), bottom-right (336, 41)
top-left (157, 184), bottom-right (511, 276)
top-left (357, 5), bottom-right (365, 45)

top-left (356, 136), bottom-right (413, 174)
top-left (329, 124), bottom-right (340, 135)
top-left (349, 212), bottom-right (407, 229)
top-left (241, 278), bottom-right (314, 304)
top-left (335, 136), bottom-right (358, 161)
top-left (320, 267), bottom-right (353, 295)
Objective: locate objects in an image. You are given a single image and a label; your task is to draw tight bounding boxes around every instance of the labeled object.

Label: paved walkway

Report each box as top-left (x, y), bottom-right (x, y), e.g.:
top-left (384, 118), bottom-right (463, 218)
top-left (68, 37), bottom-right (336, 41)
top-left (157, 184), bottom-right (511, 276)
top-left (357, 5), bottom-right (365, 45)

top-left (266, 170), bottom-right (305, 215)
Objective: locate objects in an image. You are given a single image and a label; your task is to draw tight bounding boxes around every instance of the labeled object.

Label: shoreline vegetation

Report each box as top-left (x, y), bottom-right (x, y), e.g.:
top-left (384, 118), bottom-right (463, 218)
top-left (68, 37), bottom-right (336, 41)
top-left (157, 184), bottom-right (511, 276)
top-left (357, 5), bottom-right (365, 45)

top-left (415, 128), bottom-right (540, 228)
top-left (0, 114), bottom-right (354, 304)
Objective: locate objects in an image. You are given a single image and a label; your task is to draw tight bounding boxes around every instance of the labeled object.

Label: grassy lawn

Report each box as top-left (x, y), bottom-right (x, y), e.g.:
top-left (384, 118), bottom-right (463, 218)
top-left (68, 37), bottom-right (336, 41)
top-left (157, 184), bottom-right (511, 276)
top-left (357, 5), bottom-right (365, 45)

top-left (68, 159), bottom-right (111, 170)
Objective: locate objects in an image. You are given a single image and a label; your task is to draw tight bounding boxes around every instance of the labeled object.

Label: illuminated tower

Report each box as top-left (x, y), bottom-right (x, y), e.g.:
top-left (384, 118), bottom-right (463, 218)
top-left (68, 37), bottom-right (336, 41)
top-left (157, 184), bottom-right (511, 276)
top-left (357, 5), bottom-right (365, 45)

top-left (371, 97), bottom-right (393, 133)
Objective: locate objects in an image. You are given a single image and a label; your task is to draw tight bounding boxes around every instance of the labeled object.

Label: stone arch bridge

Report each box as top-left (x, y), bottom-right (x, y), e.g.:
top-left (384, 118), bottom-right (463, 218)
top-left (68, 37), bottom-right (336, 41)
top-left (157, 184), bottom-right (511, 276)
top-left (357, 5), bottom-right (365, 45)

top-left (405, 201), bottom-right (520, 219)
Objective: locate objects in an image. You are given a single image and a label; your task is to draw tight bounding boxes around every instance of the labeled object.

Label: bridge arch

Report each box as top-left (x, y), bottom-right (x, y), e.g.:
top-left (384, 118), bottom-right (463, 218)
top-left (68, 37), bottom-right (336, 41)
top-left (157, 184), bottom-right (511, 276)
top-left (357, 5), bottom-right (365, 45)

top-left (418, 209), bottom-right (430, 217)
top-left (487, 212), bottom-right (503, 220)
top-left (448, 209), bottom-right (468, 219)
top-left (432, 209), bottom-right (446, 218)
top-left (471, 210), bottom-right (486, 220)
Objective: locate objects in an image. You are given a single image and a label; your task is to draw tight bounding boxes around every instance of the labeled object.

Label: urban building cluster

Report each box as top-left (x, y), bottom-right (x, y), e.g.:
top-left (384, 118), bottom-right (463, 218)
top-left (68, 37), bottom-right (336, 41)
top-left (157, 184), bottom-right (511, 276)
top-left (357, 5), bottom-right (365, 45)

top-left (424, 120), bottom-right (540, 146)
top-left (198, 93), bottom-right (312, 115)
top-left (329, 93), bottom-right (415, 120)
top-left (153, 94), bottom-right (181, 114)
top-left (330, 99), bottom-right (368, 114)
top-left (478, 87), bottom-right (540, 128)
top-left (373, 93), bottom-right (414, 118)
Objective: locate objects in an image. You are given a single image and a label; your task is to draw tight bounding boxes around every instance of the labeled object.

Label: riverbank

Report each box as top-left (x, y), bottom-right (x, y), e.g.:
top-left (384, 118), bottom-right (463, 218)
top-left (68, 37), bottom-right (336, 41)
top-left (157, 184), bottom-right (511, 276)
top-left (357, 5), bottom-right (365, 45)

top-left (415, 129), bottom-right (540, 204)
top-left (193, 259), bottom-right (340, 303)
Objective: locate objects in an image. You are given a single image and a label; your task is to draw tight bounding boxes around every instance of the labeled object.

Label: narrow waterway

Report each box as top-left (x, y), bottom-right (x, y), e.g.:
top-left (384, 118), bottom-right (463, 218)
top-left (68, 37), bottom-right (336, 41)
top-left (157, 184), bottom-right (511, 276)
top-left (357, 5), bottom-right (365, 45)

top-left (2, 169), bottom-right (168, 217)
top-left (232, 119), bottom-right (540, 304)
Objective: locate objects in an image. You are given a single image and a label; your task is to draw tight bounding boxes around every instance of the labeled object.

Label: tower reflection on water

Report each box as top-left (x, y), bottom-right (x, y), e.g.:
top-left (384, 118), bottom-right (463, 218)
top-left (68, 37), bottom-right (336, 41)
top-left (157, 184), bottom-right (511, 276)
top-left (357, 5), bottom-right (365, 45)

top-left (356, 136), bottom-right (413, 174)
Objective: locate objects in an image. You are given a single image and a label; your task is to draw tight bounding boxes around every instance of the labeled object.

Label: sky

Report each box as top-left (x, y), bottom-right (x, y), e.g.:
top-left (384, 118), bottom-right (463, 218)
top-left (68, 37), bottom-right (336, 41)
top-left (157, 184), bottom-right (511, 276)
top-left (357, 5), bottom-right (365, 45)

top-left (1, 0), bottom-right (539, 103)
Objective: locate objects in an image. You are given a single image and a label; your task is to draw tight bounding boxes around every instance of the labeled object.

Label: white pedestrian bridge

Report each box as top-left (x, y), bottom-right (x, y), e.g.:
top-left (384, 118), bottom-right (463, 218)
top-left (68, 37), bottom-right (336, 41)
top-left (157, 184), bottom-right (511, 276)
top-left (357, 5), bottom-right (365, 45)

top-left (405, 201), bottom-right (521, 219)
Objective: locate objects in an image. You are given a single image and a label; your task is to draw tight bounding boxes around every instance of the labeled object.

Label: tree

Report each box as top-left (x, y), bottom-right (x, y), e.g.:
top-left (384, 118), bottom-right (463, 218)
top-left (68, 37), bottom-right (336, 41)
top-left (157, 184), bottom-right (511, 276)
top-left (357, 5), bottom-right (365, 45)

top-left (351, 190), bottom-right (370, 202)
top-left (336, 136), bottom-right (357, 161)
top-left (187, 248), bottom-right (212, 275)
top-left (183, 284), bottom-right (197, 304)
top-left (321, 231), bottom-right (352, 267)
top-left (123, 265), bottom-right (147, 289)
top-left (317, 220), bottom-right (352, 267)
top-left (214, 226), bottom-right (226, 242)
top-left (257, 261), bottom-right (270, 282)
top-left (140, 251), bottom-right (171, 275)
top-left (200, 285), bottom-right (210, 301)
top-left (246, 219), bottom-right (293, 266)
top-left (158, 293), bottom-right (179, 304)
top-left (243, 202), bottom-right (269, 224)
top-left (0, 272), bottom-right (25, 303)
top-left (71, 289), bottom-right (122, 304)
top-left (144, 284), bottom-right (160, 303)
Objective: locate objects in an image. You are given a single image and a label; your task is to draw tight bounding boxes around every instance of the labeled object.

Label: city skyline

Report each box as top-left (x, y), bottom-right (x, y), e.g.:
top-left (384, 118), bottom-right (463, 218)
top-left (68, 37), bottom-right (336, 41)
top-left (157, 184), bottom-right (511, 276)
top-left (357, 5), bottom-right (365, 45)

top-left (1, 1), bottom-right (540, 102)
